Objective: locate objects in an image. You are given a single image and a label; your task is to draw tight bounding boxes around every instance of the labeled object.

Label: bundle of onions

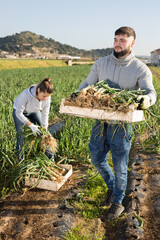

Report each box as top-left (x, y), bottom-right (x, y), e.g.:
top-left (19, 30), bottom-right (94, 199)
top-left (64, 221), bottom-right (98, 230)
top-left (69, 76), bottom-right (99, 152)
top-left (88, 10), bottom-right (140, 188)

top-left (64, 80), bottom-right (145, 112)
top-left (14, 127), bottom-right (67, 189)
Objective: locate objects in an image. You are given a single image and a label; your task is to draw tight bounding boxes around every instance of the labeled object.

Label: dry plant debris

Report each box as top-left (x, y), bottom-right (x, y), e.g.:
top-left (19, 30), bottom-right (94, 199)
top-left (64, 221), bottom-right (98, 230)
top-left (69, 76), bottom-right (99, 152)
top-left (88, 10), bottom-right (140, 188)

top-left (64, 80), bottom-right (145, 113)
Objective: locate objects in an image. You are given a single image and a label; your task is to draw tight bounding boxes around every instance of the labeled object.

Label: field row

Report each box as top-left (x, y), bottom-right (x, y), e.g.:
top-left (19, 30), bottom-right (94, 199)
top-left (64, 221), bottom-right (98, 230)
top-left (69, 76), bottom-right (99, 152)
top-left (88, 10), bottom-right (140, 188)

top-left (0, 59), bottom-right (67, 70)
top-left (0, 65), bottom-right (160, 194)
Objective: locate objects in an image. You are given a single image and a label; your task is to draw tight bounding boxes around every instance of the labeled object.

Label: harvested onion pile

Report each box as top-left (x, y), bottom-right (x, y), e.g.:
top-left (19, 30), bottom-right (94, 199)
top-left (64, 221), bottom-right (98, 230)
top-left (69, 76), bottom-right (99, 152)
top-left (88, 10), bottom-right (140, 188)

top-left (64, 80), bottom-right (145, 112)
top-left (16, 127), bottom-right (67, 187)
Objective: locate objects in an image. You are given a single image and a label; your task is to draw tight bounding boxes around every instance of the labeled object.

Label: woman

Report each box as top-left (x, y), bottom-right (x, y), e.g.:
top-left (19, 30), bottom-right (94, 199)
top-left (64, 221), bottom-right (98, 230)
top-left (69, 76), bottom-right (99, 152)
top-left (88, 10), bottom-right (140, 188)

top-left (13, 78), bottom-right (54, 160)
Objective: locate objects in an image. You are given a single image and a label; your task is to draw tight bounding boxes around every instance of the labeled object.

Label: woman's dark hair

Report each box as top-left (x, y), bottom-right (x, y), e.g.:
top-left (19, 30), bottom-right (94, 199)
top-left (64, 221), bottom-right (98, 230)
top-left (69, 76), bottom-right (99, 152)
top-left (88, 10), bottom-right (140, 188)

top-left (115, 26), bottom-right (136, 40)
top-left (36, 78), bottom-right (54, 94)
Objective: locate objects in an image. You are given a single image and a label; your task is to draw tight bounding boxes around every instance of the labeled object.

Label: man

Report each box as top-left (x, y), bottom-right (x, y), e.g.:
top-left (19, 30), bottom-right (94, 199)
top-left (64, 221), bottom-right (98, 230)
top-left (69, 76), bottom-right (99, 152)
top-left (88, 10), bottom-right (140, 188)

top-left (75, 26), bottom-right (157, 220)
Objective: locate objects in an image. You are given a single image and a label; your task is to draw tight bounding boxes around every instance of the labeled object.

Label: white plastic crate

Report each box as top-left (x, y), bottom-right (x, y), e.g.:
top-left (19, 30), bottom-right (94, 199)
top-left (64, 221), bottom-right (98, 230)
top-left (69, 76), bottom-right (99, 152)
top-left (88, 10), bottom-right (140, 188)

top-left (59, 98), bottom-right (145, 123)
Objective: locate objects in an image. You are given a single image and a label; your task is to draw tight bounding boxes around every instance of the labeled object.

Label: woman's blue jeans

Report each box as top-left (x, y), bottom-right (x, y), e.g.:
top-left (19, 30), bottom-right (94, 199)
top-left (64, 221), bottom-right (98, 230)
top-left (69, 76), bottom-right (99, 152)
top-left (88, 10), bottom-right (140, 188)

top-left (89, 120), bottom-right (132, 204)
top-left (13, 109), bottom-right (54, 161)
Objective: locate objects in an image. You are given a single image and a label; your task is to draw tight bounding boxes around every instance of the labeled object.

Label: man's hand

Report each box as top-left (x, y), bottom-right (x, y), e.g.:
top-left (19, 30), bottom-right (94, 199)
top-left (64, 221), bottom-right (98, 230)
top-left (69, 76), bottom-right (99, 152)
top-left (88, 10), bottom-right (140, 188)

top-left (137, 95), bottom-right (151, 110)
top-left (29, 124), bottom-right (41, 136)
top-left (70, 90), bottom-right (80, 99)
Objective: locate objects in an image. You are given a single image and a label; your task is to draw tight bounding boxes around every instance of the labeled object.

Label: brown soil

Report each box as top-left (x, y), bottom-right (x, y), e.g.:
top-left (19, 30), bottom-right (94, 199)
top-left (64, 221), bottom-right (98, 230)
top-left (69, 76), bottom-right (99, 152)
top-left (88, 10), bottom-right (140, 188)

top-left (0, 164), bottom-right (106, 240)
top-left (138, 154), bottom-right (160, 240)
top-left (0, 152), bottom-right (160, 240)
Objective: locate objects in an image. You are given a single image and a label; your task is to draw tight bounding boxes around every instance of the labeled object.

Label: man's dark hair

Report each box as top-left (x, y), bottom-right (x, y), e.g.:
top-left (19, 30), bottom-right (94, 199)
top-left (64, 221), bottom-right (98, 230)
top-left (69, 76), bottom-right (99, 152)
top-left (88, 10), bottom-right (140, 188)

top-left (115, 26), bottom-right (136, 40)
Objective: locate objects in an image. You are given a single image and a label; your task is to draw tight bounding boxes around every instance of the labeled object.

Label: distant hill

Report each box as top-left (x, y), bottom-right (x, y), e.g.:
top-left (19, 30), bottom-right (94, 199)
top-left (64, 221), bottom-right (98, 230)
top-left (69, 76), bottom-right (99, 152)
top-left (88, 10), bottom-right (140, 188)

top-left (0, 31), bottom-right (113, 59)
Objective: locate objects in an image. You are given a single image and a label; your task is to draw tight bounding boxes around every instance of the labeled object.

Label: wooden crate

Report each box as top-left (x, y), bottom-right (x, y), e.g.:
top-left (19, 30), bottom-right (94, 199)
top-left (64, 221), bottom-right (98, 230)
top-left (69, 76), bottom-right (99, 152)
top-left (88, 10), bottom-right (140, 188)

top-left (59, 98), bottom-right (145, 123)
top-left (25, 164), bottom-right (72, 191)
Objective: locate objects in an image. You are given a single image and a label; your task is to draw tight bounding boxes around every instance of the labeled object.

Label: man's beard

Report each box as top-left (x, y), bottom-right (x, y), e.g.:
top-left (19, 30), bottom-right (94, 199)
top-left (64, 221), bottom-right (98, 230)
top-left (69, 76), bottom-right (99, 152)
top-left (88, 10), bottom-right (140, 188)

top-left (114, 47), bottom-right (131, 58)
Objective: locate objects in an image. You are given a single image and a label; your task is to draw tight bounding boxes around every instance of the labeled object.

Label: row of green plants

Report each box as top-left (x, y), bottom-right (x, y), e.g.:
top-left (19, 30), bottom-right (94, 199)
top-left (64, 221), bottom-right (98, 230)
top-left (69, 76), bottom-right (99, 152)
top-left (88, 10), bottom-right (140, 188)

top-left (0, 65), bottom-right (160, 197)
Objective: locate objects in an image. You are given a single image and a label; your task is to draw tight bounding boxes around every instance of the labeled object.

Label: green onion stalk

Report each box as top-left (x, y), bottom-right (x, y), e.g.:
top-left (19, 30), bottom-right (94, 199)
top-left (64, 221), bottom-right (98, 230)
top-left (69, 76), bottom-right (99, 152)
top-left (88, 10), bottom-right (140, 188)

top-left (13, 126), bottom-right (66, 189)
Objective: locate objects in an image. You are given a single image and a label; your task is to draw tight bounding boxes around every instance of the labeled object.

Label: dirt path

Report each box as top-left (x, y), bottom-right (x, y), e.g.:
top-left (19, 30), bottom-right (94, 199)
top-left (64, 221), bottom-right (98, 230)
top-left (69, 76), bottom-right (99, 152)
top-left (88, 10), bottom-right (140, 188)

top-left (0, 165), bottom-right (90, 240)
top-left (139, 154), bottom-right (160, 240)
top-left (127, 152), bottom-right (160, 240)
top-left (0, 150), bottom-right (160, 240)
top-left (100, 150), bottom-right (160, 240)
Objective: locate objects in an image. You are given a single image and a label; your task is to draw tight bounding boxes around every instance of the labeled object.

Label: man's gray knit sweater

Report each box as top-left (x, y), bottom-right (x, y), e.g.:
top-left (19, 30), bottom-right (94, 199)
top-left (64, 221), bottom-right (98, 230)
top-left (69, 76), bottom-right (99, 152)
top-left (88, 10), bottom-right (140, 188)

top-left (79, 51), bottom-right (156, 106)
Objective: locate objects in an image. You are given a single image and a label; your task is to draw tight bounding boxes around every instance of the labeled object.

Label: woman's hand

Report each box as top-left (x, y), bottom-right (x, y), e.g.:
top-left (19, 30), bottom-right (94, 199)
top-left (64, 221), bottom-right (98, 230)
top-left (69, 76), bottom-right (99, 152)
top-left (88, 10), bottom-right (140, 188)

top-left (29, 124), bottom-right (41, 136)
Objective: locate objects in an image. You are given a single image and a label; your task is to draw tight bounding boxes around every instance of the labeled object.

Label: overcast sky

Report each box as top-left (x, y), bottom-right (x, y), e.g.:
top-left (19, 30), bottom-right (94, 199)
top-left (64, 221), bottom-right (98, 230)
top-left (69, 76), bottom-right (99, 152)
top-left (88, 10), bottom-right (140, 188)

top-left (0, 0), bottom-right (160, 56)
